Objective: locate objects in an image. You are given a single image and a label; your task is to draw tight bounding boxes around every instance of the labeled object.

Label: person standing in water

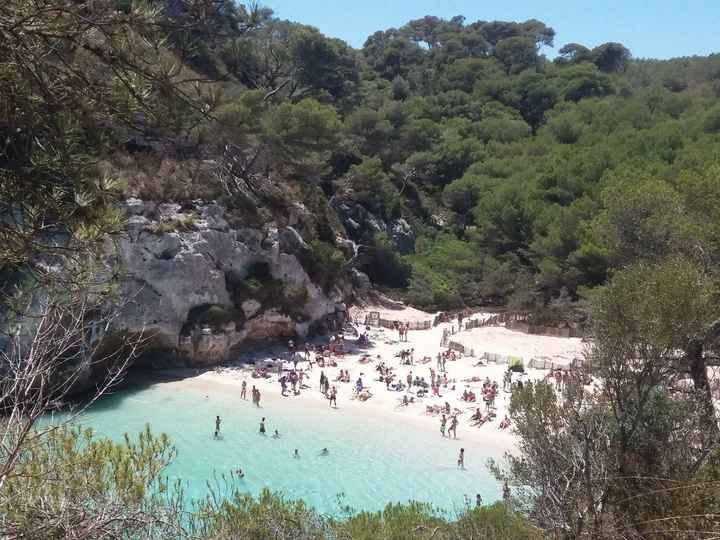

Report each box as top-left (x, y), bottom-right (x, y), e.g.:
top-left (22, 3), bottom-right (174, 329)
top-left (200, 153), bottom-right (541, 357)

top-left (457, 448), bottom-right (465, 469)
top-left (214, 415), bottom-right (221, 438)
top-left (259, 417), bottom-right (266, 435)
top-left (293, 449), bottom-right (300, 458)
top-left (240, 380), bottom-right (247, 400)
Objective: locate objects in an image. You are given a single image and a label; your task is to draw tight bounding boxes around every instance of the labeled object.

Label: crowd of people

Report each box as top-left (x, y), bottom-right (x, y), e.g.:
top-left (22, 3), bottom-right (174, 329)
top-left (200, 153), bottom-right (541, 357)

top-left (217, 311), bottom-right (580, 504)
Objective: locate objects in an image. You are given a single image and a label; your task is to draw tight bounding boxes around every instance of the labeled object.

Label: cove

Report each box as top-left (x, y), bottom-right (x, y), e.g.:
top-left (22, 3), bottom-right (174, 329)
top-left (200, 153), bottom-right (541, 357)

top-left (49, 375), bottom-right (505, 517)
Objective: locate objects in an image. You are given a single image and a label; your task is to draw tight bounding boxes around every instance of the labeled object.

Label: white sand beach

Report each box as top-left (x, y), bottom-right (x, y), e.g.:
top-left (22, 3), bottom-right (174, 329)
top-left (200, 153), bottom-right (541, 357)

top-left (186, 302), bottom-right (588, 451)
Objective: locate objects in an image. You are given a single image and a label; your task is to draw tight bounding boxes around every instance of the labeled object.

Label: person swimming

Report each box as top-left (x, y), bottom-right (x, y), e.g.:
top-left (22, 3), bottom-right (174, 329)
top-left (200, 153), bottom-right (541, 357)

top-left (235, 468), bottom-right (245, 478)
top-left (293, 449), bottom-right (300, 458)
top-left (319, 448), bottom-right (329, 456)
top-left (272, 429), bottom-right (280, 439)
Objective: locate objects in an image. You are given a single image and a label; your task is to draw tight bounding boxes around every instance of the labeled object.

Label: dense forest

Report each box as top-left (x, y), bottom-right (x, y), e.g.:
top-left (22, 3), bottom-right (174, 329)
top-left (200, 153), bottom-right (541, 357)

top-left (3, 1), bottom-right (720, 538)
top-left (5, 0), bottom-right (720, 317)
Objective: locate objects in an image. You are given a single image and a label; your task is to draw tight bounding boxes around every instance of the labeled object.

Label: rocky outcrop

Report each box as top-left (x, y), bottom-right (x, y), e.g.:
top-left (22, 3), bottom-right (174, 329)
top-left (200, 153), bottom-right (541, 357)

top-left (109, 199), bottom-right (351, 366)
top-left (333, 199), bottom-right (415, 255)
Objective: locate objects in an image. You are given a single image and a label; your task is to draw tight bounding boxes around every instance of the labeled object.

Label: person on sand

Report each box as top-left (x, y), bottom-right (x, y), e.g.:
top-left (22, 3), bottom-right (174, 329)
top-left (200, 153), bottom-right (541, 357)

top-left (329, 386), bottom-right (337, 408)
top-left (293, 449), bottom-right (300, 458)
top-left (502, 371), bottom-right (511, 392)
top-left (259, 417), bottom-right (266, 435)
top-left (214, 415), bottom-right (221, 438)
top-left (458, 448), bottom-right (465, 469)
top-left (476, 494), bottom-right (482, 507)
top-left (406, 371), bottom-right (412, 390)
top-left (240, 380), bottom-right (247, 400)
top-left (440, 414), bottom-right (447, 437)
top-left (449, 415), bottom-right (458, 439)
top-left (272, 429), bottom-right (281, 439)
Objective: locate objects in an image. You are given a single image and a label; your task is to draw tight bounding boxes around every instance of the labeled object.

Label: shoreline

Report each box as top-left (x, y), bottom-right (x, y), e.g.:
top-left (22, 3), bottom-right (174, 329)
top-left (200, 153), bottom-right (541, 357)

top-left (133, 306), bottom-right (584, 455)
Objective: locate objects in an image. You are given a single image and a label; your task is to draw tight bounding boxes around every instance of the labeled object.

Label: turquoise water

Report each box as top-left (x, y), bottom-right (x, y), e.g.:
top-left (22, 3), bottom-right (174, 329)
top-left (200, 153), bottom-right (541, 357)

top-left (53, 378), bottom-right (503, 516)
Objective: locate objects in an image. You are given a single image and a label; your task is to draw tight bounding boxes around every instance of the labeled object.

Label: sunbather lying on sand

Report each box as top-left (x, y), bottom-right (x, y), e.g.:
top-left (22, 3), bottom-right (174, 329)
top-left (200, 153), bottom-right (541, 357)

top-left (356, 388), bottom-right (372, 401)
top-left (471, 409), bottom-right (496, 426)
top-left (425, 404), bottom-right (442, 416)
top-left (252, 368), bottom-right (270, 378)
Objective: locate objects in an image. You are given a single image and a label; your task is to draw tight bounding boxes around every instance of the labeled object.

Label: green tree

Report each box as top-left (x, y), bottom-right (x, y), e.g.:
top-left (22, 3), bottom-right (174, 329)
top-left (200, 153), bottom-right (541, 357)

top-left (495, 36), bottom-right (539, 75)
top-left (592, 42), bottom-right (631, 72)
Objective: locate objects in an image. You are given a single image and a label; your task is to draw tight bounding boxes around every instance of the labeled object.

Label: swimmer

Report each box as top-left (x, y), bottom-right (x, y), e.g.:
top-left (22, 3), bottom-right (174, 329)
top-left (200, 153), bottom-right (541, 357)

top-left (272, 429), bottom-right (280, 439)
top-left (293, 449), bottom-right (300, 458)
top-left (319, 448), bottom-right (329, 456)
top-left (236, 468), bottom-right (245, 478)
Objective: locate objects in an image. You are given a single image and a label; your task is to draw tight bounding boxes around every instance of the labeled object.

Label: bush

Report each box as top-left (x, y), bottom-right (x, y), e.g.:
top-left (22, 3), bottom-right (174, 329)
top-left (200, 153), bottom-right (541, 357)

top-left (300, 240), bottom-right (346, 291)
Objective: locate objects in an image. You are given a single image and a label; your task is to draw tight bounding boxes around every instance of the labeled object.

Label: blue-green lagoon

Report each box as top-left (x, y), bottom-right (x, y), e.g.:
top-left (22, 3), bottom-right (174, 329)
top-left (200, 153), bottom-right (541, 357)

top-left (53, 376), bottom-right (506, 516)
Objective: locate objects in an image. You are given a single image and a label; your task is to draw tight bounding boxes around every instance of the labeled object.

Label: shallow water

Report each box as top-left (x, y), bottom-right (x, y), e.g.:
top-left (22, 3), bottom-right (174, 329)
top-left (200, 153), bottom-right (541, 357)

top-left (51, 378), bottom-right (504, 516)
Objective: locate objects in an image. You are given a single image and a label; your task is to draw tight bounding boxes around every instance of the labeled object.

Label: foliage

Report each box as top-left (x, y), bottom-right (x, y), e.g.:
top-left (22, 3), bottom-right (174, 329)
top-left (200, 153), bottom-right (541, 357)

top-left (301, 240), bottom-right (347, 291)
top-left (5, 3), bottom-right (720, 537)
top-left (1, 423), bottom-right (183, 538)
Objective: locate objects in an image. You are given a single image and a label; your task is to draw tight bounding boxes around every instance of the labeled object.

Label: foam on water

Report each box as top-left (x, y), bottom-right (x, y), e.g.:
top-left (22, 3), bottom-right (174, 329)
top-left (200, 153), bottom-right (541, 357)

top-left (52, 378), bottom-right (504, 516)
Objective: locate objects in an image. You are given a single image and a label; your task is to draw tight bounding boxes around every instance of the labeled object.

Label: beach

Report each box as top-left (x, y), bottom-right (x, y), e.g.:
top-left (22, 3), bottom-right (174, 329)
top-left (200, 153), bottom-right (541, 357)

top-left (50, 302), bottom-right (590, 514)
top-left (192, 302), bottom-right (588, 449)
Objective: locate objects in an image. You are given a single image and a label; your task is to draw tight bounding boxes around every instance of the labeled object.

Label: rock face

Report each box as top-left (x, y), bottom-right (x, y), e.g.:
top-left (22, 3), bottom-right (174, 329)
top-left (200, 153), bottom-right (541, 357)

top-left (333, 199), bottom-right (415, 254)
top-left (110, 199), bottom-right (349, 366)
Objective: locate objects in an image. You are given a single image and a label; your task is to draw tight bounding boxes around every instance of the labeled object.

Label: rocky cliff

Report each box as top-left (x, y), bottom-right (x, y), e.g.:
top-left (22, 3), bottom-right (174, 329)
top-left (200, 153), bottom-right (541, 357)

top-left (110, 199), bottom-right (353, 366)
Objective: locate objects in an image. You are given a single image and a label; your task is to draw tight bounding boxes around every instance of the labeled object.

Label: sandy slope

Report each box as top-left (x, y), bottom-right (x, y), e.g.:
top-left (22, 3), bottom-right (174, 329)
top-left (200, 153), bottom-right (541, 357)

top-left (190, 304), bottom-right (585, 451)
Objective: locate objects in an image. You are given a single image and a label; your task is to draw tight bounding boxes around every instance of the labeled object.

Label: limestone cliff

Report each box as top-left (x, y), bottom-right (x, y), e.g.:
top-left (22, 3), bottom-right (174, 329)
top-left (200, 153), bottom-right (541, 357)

top-left (111, 199), bottom-right (352, 366)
